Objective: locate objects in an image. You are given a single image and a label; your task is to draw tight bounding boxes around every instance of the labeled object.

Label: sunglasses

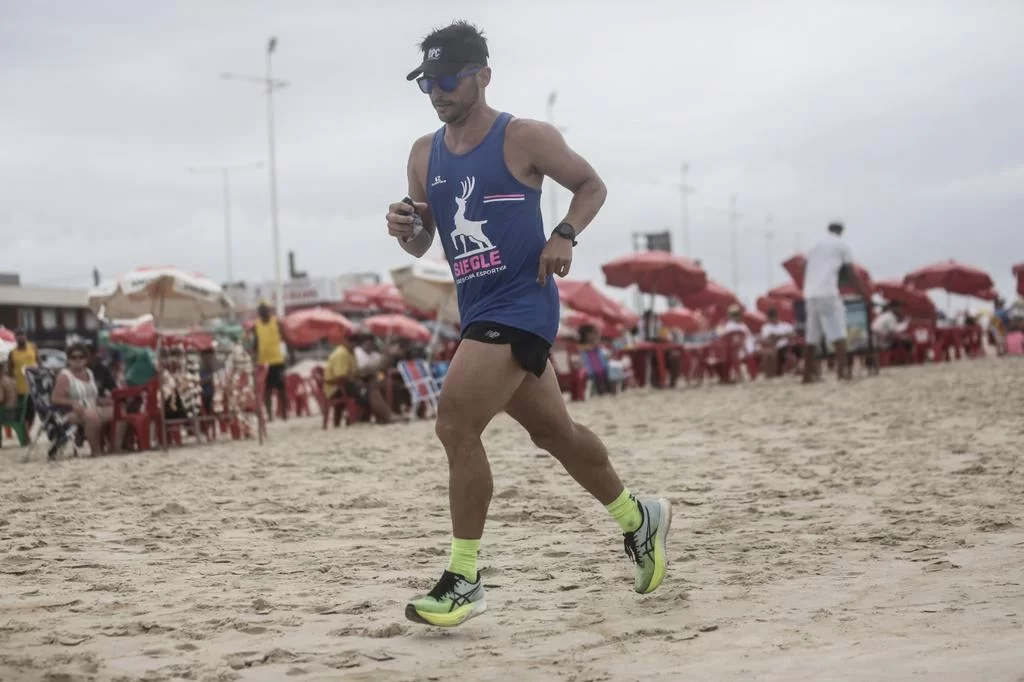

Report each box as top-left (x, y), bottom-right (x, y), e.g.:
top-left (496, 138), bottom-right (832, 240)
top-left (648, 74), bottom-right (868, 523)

top-left (68, 354), bottom-right (86, 360)
top-left (416, 67), bottom-right (481, 94)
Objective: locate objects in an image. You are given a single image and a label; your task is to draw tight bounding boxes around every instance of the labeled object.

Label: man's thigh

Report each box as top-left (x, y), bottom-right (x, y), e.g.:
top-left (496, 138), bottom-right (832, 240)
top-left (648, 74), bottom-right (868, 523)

top-left (438, 339), bottom-right (528, 433)
top-left (821, 297), bottom-right (848, 344)
top-left (503, 362), bottom-right (574, 442)
top-left (805, 299), bottom-right (825, 347)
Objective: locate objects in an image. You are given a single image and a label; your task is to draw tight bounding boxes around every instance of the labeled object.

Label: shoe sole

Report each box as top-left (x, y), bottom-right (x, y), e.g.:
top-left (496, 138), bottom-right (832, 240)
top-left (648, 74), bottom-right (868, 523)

top-left (404, 599), bottom-right (487, 628)
top-left (642, 498), bottom-right (672, 594)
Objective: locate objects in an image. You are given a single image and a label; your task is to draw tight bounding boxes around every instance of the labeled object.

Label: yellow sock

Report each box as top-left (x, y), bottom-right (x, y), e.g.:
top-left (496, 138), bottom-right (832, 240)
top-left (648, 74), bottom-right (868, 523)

top-left (446, 538), bottom-right (480, 582)
top-left (606, 488), bottom-right (642, 533)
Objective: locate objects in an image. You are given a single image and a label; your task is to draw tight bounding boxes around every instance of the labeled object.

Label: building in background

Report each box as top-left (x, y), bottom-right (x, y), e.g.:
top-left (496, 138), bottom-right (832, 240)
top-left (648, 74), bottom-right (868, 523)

top-left (0, 273), bottom-right (98, 348)
top-left (223, 271), bottom-right (381, 316)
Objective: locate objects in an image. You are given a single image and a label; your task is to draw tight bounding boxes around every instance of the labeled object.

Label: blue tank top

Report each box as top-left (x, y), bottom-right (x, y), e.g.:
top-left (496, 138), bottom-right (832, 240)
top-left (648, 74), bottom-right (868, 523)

top-left (426, 112), bottom-right (560, 343)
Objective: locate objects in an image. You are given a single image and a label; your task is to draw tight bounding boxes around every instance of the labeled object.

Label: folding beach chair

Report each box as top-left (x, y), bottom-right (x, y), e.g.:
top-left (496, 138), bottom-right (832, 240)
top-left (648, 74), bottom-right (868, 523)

top-left (397, 359), bottom-right (442, 419)
top-left (24, 367), bottom-right (78, 461)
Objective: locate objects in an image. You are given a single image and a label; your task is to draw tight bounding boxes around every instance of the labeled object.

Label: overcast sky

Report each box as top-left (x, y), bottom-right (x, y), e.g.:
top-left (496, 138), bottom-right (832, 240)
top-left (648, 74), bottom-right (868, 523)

top-left (2, 0), bottom-right (1021, 308)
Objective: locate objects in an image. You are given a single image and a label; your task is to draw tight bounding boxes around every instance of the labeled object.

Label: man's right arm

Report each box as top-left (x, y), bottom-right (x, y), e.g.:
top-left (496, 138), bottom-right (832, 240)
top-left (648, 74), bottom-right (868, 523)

top-left (396, 134), bottom-right (436, 258)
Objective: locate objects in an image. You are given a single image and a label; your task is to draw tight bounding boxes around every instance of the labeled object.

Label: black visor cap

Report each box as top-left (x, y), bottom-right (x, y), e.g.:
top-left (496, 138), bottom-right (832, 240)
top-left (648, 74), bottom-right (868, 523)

top-left (406, 41), bottom-right (488, 81)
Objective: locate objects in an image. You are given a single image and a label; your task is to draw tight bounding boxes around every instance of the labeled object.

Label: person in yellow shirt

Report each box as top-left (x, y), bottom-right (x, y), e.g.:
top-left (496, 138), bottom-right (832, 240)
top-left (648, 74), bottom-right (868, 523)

top-left (323, 332), bottom-right (403, 425)
top-left (7, 329), bottom-right (37, 428)
top-left (252, 302), bottom-right (289, 421)
top-left (323, 339), bottom-right (358, 427)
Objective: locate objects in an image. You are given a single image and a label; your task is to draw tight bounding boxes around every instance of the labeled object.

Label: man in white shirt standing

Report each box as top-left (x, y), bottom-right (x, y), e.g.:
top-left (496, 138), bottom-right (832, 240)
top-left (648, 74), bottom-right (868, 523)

top-left (801, 222), bottom-right (871, 383)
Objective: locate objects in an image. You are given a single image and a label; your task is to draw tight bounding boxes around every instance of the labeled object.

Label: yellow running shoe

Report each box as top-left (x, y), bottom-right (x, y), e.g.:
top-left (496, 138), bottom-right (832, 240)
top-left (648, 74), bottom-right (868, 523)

top-left (624, 498), bottom-right (672, 594)
top-left (405, 570), bottom-right (487, 627)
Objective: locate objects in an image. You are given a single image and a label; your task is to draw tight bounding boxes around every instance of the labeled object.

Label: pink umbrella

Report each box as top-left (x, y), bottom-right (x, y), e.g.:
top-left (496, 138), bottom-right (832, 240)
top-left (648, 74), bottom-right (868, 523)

top-left (363, 314), bottom-right (431, 343)
top-left (556, 279), bottom-right (633, 324)
top-left (109, 319), bottom-right (215, 351)
top-left (742, 309), bottom-right (767, 334)
top-left (0, 327), bottom-right (15, 358)
top-left (784, 254), bottom-right (872, 295)
top-left (562, 310), bottom-right (602, 330)
top-left (756, 296), bottom-right (796, 324)
top-left (681, 281), bottom-right (741, 311)
top-left (765, 282), bottom-right (802, 301)
top-left (282, 307), bottom-right (355, 347)
top-left (660, 307), bottom-right (706, 334)
top-left (903, 260), bottom-right (994, 298)
top-left (873, 280), bottom-right (937, 320)
top-left (602, 252), bottom-right (707, 299)
top-left (342, 283), bottom-right (408, 313)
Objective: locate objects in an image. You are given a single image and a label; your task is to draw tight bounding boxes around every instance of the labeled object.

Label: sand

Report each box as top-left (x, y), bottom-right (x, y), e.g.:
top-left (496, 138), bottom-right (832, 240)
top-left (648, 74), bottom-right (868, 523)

top-left (1, 359), bottom-right (1022, 682)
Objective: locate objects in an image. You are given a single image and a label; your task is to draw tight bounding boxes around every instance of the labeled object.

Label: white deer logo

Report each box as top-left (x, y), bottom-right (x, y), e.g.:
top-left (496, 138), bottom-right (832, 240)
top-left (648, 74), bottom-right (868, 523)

top-left (452, 176), bottom-right (492, 253)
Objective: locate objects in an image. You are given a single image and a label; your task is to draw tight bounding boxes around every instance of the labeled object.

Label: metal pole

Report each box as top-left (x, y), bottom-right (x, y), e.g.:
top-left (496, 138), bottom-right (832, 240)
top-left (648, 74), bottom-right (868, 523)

top-left (765, 214), bottom-right (774, 291)
top-left (266, 37), bottom-right (284, 318)
top-left (679, 163), bottom-right (693, 257)
top-left (222, 170), bottom-right (233, 284)
top-left (188, 162), bottom-right (263, 284)
top-left (729, 194), bottom-right (740, 293)
top-left (546, 91), bottom-right (558, 228)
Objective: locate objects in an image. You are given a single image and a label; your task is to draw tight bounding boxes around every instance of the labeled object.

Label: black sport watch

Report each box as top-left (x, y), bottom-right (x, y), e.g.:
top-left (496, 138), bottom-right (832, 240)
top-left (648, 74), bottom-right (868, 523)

top-left (551, 222), bottom-right (577, 246)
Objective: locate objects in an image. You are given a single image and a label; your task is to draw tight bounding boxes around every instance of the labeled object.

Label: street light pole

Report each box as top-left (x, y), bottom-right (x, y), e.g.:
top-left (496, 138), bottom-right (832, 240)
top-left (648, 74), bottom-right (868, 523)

top-left (222, 37), bottom-right (289, 318)
top-left (728, 194), bottom-right (741, 293)
top-left (265, 37), bottom-right (283, 318)
top-left (187, 162), bottom-right (265, 285)
top-left (678, 163), bottom-right (695, 257)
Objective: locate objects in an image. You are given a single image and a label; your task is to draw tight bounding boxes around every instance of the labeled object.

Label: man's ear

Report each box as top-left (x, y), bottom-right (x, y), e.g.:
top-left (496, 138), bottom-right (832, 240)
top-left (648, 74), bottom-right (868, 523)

top-left (478, 66), bottom-right (492, 87)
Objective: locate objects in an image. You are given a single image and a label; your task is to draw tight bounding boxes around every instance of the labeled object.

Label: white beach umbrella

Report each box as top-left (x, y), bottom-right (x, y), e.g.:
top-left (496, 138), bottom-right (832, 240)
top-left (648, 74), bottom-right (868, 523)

top-left (88, 266), bottom-right (234, 329)
top-left (389, 260), bottom-right (459, 325)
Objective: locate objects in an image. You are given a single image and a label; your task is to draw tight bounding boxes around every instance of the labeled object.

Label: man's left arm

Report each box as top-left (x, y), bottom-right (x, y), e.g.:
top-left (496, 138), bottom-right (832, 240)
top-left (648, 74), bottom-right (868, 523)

top-left (521, 120), bottom-right (607, 237)
top-left (839, 244), bottom-right (872, 300)
top-left (276, 318), bottom-right (291, 355)
top-left (513, 120), bottom-right (607, 284)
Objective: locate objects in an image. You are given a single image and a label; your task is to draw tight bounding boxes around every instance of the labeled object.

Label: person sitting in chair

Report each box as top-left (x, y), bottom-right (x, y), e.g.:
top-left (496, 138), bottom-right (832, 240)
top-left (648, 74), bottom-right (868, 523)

top-left (577, 324), bottom-right (613, 395)
top-left (325, 333), bottom-right (404, 425)
top-left (872, 302), bottom-right (912, 360)
top-left (0, 359), bottom-right (18, 420)
top-left (759, 308), bottom-right (796, 378)
top-left (50, 343), bottom-right (113, 455)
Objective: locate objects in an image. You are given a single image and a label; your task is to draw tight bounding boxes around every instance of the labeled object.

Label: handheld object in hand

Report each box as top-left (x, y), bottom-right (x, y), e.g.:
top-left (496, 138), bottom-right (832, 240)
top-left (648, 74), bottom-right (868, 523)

top-left (402, 197), bottom-right (424, 237)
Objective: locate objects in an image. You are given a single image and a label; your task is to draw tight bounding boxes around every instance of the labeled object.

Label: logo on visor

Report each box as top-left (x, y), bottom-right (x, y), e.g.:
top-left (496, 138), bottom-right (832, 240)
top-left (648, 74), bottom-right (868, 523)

top-left (427, 47), bottom-right (442, 60)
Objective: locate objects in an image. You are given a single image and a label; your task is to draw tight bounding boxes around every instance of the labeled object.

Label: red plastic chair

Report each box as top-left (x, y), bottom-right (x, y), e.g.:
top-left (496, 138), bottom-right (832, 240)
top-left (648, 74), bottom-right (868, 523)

top-left (286, 373), bottom-right (311, 418)
top-left (692, 331), bottom-right (746, 384)
top-left (550, 348), bottom-right (587, 401)
top-left (309, 367), bottom-right (362, 429)
top-left (108, 382), bottom-right (155, 451)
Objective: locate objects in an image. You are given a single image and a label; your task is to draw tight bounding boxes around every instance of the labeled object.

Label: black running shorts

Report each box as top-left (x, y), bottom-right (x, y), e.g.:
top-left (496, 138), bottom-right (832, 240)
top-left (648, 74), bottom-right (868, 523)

top-left (462, 321), bottom-right (551, 378)
top-left (265, 363), bottom-right (286, 391)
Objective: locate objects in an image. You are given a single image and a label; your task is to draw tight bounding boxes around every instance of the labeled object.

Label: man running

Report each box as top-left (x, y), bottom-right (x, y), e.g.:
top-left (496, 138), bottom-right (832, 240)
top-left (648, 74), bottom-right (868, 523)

top-left (386, 20), bottom-right (671, 628)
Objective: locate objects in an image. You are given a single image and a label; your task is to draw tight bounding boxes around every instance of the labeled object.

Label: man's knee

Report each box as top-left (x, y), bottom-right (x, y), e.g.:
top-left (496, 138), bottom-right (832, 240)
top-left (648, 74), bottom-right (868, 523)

top-left (434, 410), bottom-right (485, 455)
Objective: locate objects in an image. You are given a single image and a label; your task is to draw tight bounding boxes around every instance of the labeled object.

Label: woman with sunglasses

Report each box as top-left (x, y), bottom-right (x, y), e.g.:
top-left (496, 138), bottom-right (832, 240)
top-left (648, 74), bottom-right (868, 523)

top-left (51, 342), bottom-right (112, 455)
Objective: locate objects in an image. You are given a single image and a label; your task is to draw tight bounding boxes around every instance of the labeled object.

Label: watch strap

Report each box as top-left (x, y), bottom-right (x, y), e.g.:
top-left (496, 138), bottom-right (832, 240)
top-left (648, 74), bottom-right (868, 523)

top-left (552, 222), bottom-right (578, 246)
